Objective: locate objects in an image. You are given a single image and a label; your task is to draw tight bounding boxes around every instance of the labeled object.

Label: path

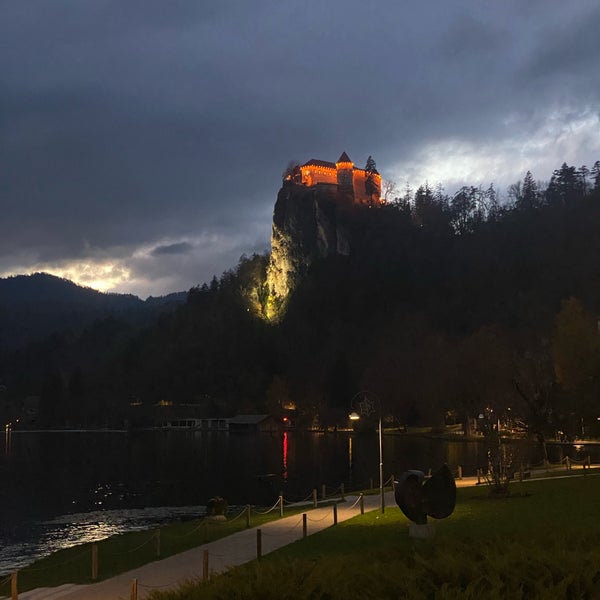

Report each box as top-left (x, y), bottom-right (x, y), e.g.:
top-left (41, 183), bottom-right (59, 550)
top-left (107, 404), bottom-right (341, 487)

top-left (4, 491), bottom-right (394, 600)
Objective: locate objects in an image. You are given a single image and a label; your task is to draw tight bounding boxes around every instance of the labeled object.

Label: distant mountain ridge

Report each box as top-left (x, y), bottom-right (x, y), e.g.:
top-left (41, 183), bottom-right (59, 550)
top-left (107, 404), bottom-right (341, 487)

top-left (0, 272), bottom-right (186, 351)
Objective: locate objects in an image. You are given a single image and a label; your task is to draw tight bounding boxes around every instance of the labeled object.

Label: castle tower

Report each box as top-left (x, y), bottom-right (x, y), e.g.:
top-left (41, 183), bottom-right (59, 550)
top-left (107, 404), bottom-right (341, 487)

top-left (336, 152), bottom-right (354, 198)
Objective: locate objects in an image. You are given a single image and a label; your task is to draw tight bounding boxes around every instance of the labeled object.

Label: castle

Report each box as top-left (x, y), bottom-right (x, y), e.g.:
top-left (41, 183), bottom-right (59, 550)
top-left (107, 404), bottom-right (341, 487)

top-left (286, 152), bottom-right (382, 205)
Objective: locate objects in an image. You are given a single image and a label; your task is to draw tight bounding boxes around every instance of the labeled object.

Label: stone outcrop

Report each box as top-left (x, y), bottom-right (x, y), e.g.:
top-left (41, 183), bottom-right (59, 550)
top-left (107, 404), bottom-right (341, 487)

top-left (266, 182), bottom-right (351, 319)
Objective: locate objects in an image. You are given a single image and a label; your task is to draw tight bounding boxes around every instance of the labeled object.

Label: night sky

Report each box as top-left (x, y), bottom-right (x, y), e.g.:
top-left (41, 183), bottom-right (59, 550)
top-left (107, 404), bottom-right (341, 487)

top-left (2, 1), bottom-right (599, 298)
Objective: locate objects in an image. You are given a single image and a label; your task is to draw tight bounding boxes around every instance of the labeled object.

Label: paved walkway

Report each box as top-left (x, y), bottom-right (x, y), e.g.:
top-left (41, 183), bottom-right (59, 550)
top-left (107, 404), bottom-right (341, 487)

top-left (5, 490), bottom-right (398, 600)
top-left (6, 469), bottom-right (596, 600)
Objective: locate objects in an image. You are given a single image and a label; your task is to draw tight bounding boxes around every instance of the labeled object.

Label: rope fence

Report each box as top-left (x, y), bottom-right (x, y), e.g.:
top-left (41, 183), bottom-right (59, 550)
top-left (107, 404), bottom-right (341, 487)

top-left (261, 516), bottom-right (304, 536)
top-left (126, 497), bottom-right (373, 598)
top-left (15, 546), bottom-right (91, 573)
top-left (251, 499), bottom-right (281, 515)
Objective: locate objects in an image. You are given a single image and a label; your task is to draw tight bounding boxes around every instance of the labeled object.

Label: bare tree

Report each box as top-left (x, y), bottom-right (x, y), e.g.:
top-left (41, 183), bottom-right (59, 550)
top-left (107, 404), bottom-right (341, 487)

top-left (381, 179), bottom-right (397, 202)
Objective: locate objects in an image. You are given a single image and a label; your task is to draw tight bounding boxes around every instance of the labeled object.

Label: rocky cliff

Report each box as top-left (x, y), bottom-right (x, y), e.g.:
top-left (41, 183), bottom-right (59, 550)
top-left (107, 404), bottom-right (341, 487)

top-left (266, 181), bottom-right (352, 319)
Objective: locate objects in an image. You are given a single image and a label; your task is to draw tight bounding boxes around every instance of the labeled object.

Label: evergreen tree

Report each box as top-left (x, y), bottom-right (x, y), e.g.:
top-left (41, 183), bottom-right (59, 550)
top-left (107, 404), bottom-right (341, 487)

top-left (546, 163), bottom-right (583, 205)
top-left (363, 156), bottom-right (378, 205)
top-left (519, 171), bottom-right (539, 210)
top-left (364, 155), bottom-right (377, 173)
top-left (591, 161), bottom-right (600, 191)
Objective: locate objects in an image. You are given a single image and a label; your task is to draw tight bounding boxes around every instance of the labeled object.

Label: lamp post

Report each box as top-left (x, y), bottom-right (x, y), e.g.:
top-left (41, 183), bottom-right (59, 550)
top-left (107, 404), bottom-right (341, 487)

top-left (350, 391), bottom-right (385, 513)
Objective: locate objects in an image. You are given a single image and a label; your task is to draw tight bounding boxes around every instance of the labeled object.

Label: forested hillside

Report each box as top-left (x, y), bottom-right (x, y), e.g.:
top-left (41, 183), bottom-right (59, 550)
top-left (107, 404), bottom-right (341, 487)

top-left (2, 161), bottom-right (600, 439)
top-left (0, 273), bottom-right (186, 351)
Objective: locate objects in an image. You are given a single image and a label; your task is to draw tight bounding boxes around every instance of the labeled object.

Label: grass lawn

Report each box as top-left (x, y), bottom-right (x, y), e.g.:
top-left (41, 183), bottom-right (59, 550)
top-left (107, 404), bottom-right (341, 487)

top-left (148, 475), bottom-right (600, 599)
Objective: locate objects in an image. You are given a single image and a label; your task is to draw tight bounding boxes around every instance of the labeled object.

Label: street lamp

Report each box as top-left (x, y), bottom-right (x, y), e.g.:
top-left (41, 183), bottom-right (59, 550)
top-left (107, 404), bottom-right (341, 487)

top-left (350, 391), bottom-right (385, 513)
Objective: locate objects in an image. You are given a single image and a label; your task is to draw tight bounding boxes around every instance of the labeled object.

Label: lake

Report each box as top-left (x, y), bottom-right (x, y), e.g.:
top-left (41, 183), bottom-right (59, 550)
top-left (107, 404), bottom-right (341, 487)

top-left (0, 429), bottom-right (596, 573)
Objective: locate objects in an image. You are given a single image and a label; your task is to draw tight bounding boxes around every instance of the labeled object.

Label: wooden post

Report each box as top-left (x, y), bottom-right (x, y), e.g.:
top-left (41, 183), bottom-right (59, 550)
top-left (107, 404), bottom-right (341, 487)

top-left (322, 483), bottom-right (326, 499)
top-left (203, 550), bottom-right (209, 580)
top-left (279, 495), bottom-right (284, 517)
top-left (155, 529), bottom-right (161, 557)
top-left (11, 571), bottom-right (17, 600)
top-left (587, 455), bottom-right (591, 469)
top-left (369, 477), bottom-right (374, 490)
top-left (91, 543), bottom-right (98, 581)
top-left (359, 493), bottom-right (364, 515)
top-left (302, 513), bottom-right (307, 538)
top-left (333, 503), bottom-right (338, 525)
top-left (477, 468), bottom-right (481, 484)
top-left (245, 504), bottom-right (250, 528)
top-left (256, 529), bottom-right (262, 559)
top-left (340, 482), bottom-right (345, 501)
top-left (312, 488), bottom-right (317, 508)
top-left (565, 456), bottom-right (571, 471)
top-left (458, 465), bottom-right (463, 480)
top-left (130, 578), bottom-right (138, 600)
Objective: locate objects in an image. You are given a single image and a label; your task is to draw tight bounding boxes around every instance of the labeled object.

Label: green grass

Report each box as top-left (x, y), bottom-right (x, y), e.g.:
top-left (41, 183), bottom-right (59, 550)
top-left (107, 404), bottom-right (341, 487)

top-left (147, 475), bottom-right (600, 599)
top-left (0, 504), bottom-right (321, 595)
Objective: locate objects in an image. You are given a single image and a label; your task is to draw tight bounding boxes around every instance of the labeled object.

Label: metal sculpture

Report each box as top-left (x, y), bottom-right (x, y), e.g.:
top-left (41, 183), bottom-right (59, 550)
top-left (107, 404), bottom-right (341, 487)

top-left (394, 464), bottom-right (456, 525)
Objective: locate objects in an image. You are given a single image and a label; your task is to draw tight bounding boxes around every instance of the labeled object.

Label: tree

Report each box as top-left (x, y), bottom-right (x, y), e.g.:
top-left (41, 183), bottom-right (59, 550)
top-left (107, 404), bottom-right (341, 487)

top-left (591, 161), bottom-right (600, 191)
top-left (364, 156), bottom-right (378, 205)
top-left (483, 183), bottom-right (501, 220)
top-left (282, 161), bottom-right (301, 183)
top-left (552, 297), bottom-right (600, 435)
top-left (381, 179), bottom-right (397, 202)
top-left (511, 338), bottom-right (557, 461)
top-left (413, 183), bottom-right (451, 233)
top-left (546, 163), bottom-right (583, 205)
top-left (450, 186), bottom-right (483, 234)
top-left (519, 171), bottom-right (540, 210)
top-left (507, 180), bottom-right (521, 207)
top-left (578, 165), bottom-right (590, 195)
top-left (449, 326), bottom-right (514, 436)
top-left (364, 156), bottom-right (376, 173)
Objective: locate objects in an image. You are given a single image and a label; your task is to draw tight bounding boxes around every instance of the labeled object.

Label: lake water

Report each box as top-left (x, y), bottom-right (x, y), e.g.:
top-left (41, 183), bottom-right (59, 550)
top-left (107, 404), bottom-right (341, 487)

top-left (0, 429), bottom-right (596, 573)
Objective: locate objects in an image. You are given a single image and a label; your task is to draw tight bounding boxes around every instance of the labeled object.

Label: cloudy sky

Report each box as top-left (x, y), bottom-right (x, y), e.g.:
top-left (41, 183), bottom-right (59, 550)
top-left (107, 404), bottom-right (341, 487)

top-left (2, 1), bottom-right (600, 298)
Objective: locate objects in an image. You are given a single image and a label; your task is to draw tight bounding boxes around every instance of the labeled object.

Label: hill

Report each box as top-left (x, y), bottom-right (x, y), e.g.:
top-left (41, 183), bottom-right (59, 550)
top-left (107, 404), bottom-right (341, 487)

top-left (0, 272), bottom-right (185, 351)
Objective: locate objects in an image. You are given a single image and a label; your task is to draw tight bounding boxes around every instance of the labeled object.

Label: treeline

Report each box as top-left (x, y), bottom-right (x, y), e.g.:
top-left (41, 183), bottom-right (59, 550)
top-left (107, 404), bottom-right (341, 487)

top-left (2, 160), bottom-right (600, 442)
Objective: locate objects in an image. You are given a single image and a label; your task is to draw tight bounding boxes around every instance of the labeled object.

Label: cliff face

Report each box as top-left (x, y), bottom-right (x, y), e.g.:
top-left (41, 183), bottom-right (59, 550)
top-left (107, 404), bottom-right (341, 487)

top-left (266, 182), bottom-right (351, 318)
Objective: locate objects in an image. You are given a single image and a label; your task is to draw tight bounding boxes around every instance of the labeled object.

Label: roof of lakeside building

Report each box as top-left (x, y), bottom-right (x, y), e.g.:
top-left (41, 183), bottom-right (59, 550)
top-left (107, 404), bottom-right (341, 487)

top-left (337, 151), bottom-right (352, 163)
top-left (228, 414), bottom-right (272, 425)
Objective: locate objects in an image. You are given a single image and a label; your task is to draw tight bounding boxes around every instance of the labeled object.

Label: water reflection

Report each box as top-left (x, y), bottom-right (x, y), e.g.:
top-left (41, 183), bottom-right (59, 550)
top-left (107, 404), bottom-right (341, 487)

top-left (4, 424), bottom-right (11, 457)
top-left (1, 505), bottom-right (204, 573)
top-left (282, 431), bottom-right (288, 480)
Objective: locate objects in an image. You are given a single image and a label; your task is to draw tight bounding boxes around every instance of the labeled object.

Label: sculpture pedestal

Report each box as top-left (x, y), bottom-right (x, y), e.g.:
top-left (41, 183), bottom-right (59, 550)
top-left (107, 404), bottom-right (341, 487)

top-left (408, 523), bottom-right (436, 539)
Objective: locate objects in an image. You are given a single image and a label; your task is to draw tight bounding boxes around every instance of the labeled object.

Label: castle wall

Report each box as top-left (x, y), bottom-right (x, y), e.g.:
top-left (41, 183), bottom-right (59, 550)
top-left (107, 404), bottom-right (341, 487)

top-left (336, 166), bottom-right (354, 192)
top-left (300, 165), bottom-right (337, 187)
top-left (300, 160), bottom-right (382, 203)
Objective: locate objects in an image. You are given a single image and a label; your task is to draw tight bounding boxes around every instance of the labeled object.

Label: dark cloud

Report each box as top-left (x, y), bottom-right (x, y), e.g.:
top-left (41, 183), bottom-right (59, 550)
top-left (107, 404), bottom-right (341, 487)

top-left (151, 242), bottom-right (194, 256)
top-left (1, 0), bottom-right (599, 295)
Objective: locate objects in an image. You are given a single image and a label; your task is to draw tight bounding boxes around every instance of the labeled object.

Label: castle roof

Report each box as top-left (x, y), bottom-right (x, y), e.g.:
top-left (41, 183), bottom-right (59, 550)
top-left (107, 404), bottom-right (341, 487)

top-left (303, 158), bottom-right (336, 169)
top-left (336, 151), bottom-right (352, 164)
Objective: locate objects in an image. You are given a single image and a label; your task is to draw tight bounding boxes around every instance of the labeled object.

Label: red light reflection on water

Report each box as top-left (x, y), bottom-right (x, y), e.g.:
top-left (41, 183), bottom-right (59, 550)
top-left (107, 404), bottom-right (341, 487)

top-left (283, 431), bottom-right (288, 480)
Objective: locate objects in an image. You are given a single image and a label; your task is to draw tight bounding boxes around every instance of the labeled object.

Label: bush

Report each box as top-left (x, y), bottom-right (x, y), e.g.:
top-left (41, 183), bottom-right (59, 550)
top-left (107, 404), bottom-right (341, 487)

top-left (206, 496), bottom-right (228, 517)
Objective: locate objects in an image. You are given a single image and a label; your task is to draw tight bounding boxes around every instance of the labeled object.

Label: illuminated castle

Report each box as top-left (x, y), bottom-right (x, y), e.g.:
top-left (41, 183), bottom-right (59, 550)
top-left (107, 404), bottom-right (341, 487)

top-left (287, 152), bottom-right (382, 205)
